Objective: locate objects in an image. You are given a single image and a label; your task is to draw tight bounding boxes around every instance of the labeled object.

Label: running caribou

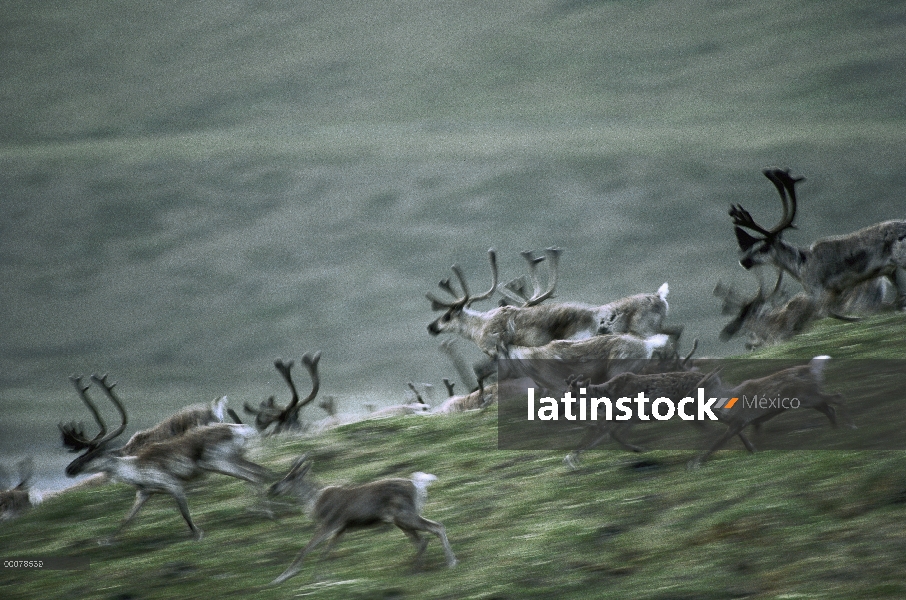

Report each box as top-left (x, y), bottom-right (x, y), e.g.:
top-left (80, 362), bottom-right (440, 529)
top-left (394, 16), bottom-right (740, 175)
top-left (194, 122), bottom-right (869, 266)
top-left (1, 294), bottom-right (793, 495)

top-left (714, 276), bottom-right (816, 350)
top-left (563, 369), bottom-right (720, 468)
top-left (118, 395), bottom-right (232, 455)
top-left (60, 374), bottom-right (271, 541)
top-left (715, 275), bottom-right (894, 350)
top-left (0, 459), bottom-right (35, 521)
top-left (498, 330), bottom-right (673, 393)
top-left (426, 248), bottom-right (674, 356)
top-left (730, 167), bottom-right (906, 312)
top-left (689, 355), bottom-right (850, 467)
top-left (268, 455), bottom-right (456, 585)
top-left (244, 352), bottom-right (321, 434)
top-left (406, 378), bottom-right (503, 413)
top-left (561, 356), bottom-right (849, 468)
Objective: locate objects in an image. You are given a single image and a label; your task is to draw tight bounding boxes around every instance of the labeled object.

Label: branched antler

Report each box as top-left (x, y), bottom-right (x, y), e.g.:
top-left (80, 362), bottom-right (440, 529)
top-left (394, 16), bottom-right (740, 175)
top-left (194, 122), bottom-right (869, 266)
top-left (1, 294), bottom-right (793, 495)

top-left (60, 373), bottom-right (129, 477)
top-left (427, 249), bottom-right (499, 310)
top-left (60, 375), bottom-right (109, 451)
top-left (245, 352), bottom-right (322, 433)
top-left (731, 167), bottom-right (803, 241)
top-left (496, 247), bottom-right (560, 307)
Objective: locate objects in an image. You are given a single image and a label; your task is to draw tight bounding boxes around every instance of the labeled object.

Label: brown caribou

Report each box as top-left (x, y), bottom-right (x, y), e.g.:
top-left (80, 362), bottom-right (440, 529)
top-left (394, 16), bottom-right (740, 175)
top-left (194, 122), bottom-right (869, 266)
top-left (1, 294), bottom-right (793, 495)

top-left (730, 167), bottom-right (906, 312)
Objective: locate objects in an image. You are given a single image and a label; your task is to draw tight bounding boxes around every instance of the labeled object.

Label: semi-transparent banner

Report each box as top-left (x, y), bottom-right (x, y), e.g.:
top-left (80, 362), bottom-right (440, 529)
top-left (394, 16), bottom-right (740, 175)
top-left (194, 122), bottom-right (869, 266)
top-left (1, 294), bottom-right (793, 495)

top-left (496, 358), bottom-right (906, 451)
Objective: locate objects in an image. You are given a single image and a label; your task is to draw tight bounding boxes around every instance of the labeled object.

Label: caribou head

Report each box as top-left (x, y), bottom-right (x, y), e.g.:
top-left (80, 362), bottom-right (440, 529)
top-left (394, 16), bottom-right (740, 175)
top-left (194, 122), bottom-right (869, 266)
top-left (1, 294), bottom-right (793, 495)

top-left (59, 374), bottom-right (128, 477)
top-left (730, 167), bottom-right (804, 270)
top-left (426, 248), bottom-right (501, 336)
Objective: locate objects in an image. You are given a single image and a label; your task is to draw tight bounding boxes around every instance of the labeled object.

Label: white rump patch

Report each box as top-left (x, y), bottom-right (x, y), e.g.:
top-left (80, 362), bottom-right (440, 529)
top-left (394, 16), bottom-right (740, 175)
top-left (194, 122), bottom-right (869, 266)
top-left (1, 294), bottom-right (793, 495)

top-left (212, 396), bottom-right (228, 422)
top-left (657, 282), bottom-right (670, 313)
top-left (411, 472), bottom-right (437, 512)
top-left (231, 423), bottom-right (258, 441)
top-left (411, 472), bottom-right (437, 487)
top-left (644, 334), bottom-right (670, 356)
top-left (810, 355), bottom-right (831, 379)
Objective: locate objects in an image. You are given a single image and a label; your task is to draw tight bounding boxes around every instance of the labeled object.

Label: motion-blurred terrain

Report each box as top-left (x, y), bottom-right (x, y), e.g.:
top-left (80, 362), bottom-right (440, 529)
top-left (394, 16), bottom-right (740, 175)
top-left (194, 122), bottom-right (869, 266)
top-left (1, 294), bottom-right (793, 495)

top-left (1, 1), bottom-right (904, 490)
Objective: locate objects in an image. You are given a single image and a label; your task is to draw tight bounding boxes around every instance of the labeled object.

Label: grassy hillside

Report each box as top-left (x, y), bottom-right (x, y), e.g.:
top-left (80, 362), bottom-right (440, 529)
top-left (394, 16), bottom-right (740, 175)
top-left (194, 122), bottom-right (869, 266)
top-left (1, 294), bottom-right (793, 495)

top-left (3, 314), bottom-right (906, 599)
top-left (3, 0), bottom-right (906, 593)
top-left (3, 0), bottom-right (906, 490)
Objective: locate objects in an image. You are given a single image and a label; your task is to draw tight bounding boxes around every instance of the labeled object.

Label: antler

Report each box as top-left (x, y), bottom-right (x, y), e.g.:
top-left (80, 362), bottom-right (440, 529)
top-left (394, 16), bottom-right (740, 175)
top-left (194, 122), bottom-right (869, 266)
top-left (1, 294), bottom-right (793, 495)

top-left (496, 247), bottom-right (561, 307)
top-left (247, 352), bottom-right (322, 433)
top-left (525, 247), bottom-right (560, 306)
top-left (761, 167), bottom-right (802, 234)
top-left (406, 382), bottom-right (427, 405)
top-left (497, 251), bottom-right (544, 305)
top-left (13, 458), bottom-right (33, 491)
top-left (88, 374), bottom-right (129, 445)
top-left (60, 373), bottom-right (129, 477)
top-left (59, 375), bottom-right (110, 451)
top-left (730, 167), bottom-right (803, 240)
top-left (427, 249), bottom-right (499, 310)
top-left (273, 359), bottom-right (298, 409)
top-left (291, 351), bottom-right (321, 412)
top-left (717, 270), bottom-right (786, 342)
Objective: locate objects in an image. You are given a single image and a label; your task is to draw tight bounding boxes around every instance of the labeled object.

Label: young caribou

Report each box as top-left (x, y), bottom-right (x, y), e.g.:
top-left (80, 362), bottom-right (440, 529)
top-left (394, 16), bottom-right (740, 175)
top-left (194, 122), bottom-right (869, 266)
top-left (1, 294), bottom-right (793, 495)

top-left (60, 374), bottom-right (271, 541)
top-left (563, 369), bottom-right (720, 468)
top-left (427, 248), bottom-right (673, 355)
top-left (268, 455), bottom-right (457, 585)
top-left (730, 167), bottom-right (906, 311)
top-left (689, 355), bottom-right (850, 468)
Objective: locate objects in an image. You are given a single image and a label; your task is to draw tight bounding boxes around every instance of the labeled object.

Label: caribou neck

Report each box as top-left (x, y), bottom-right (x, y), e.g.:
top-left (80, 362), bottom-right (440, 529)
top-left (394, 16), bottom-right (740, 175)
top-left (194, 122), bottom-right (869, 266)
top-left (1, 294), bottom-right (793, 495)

top-left (66, 448), bottom-right (123, 479)
top-left (769, 239), bottom-right (809, 282)
top-left (451, 307), bottom-right (498, 347)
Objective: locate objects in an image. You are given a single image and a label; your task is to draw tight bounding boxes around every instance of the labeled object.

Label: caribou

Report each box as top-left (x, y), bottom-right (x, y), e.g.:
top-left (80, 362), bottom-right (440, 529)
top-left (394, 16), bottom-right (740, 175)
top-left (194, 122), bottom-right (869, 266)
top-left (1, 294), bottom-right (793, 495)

top-left (404, 378), bottom-right (500, 414)
top-left (689, 355), bottom-right (850, 467)
top-left (58, 390), bottom-right (236, 491)
top-left (563, 369), bottom-right (720, 468)
top-left (730, 167), bottom-right (906, 312)
top-left (714, 276), bottom-right (816, 350)
top-left (715, 274), bottom-right (895, 350)
top-left (0, 459), bottom-right (36, 521)
top-left (119, 395), bottom-right (231, 455)
top-left (427, 248), bottom-right (675, 356)
top-left (244, 352), bottom-right (321, 434)
top-left (498, 331), bottom-right (673, 393)
top-left (60, 374), bottom-right (271, 541)
top-left (561, 356), bottom-right (849, 468)
top-left (268, 455), bottom-right (457, 585)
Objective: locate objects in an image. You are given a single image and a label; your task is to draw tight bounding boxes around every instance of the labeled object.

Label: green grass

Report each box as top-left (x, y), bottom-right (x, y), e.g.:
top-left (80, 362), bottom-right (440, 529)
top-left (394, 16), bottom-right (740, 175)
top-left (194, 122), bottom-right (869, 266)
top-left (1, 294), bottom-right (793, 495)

top-left (3, 0), bottom-right (906, 460)
top-left (4, 315), bottom-right (906, 599)
top-left (749, 313), bottom-right (906, 360)
top-left (3, 1), bottom-right (906, 597)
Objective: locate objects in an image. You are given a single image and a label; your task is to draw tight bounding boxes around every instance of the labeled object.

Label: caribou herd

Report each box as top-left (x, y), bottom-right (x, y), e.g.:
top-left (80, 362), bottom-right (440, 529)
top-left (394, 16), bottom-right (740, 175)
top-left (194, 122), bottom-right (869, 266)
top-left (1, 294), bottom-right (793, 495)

top-left (4, 167), bottom-right (904, 585)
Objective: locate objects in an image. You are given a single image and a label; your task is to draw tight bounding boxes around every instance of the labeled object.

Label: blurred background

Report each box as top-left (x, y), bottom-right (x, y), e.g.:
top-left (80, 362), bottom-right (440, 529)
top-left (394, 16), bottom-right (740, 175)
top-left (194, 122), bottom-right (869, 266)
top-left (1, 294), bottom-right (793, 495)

top-left (1, 0), bottom-right (904, 492)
